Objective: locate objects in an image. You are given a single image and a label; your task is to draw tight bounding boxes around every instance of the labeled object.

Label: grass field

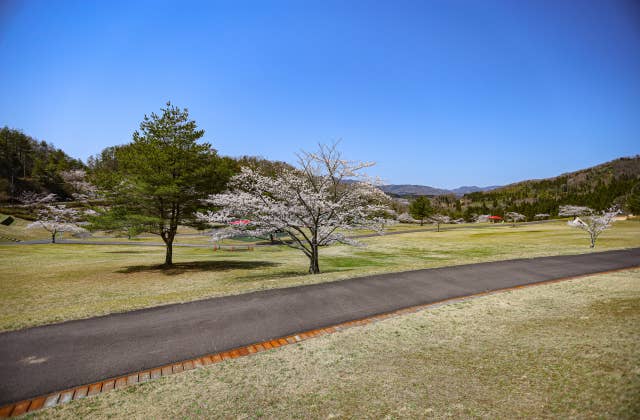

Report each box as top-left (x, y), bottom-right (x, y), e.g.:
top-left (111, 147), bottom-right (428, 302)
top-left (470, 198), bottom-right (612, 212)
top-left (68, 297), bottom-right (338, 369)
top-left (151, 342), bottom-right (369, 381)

top-left (30, 269), bottom-right (640, 419)
top-left (0, 212), bottom-right (556, 244)
top-left (1, 219), bottom-right (639, 332)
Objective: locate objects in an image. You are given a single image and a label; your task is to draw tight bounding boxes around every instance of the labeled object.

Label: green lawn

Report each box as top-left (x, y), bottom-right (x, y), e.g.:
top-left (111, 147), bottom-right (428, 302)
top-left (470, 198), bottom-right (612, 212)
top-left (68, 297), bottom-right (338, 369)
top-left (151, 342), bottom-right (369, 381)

top-left (1, 220), bottom-right (639, 332)
top-left (30, 269), bottom-right (640, 419)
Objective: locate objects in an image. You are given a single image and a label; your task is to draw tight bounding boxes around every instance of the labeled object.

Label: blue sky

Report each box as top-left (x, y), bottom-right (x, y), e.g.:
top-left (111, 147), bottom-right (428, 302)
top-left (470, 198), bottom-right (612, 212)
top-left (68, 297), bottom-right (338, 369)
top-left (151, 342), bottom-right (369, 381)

top-left (1, 0), bottom-right (639, 188)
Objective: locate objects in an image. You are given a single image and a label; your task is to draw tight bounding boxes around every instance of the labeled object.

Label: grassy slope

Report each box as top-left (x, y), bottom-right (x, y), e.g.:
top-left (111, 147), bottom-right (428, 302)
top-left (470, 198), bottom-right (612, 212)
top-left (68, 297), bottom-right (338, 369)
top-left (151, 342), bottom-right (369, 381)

top-left (1, 220), bottom-right (639, 332)
top-left (31, 269), bottom-right (640, 419)
top-left (0, 214), bottom-right (50, 241)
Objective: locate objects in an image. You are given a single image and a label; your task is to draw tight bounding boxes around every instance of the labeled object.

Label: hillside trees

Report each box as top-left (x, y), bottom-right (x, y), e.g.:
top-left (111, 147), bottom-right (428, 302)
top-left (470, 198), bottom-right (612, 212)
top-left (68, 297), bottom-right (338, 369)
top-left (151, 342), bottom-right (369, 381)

top-left (90, 102), bottom-right (237, 266)
top-left (234, 156), bottom-right (294, 177)
top-left (460, 157), bottom-right (640, 216)
top-left (626, 183), bottom-right (640, 215)
top-left (0, 127), bottom-right (84, 201)
top-left (197, 143), bottom-right (393, 274)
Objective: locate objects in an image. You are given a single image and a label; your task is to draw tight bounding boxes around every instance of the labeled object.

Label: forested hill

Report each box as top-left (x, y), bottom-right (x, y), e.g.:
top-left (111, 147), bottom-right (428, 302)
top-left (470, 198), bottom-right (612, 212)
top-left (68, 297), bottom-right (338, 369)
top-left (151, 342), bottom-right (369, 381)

top-left (463, 156), bottom-right (640, 214)
top-left (0, 127), bottom-right (84, 202)
top-left (2, 123), bottom-right (638, 217)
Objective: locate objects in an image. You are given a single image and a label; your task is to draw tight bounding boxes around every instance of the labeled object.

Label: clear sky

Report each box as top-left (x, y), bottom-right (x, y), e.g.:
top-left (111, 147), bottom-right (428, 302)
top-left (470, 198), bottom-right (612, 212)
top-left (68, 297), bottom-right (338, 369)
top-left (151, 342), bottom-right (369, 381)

top-left (1, 0), bottom-right (639, 188)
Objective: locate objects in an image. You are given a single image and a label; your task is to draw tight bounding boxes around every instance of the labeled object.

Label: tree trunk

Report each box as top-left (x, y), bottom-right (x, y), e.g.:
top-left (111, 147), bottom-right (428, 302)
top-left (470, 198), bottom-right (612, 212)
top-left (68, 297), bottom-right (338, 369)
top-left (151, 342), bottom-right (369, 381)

top-left (51, 231), bottom-right (56, 244)
top-left (270, 234), bottom-right (275, 244)
top-left (308, 245), bottom-right (320, 274)
top-left (165, 241), bottom-right (173, 265)
top-left (437, 223), bottom-right (440, 232)
top-left (420, 219), bottom-right (424, 226)
top-left (161, 230), bottom-right (175, 266)
top-left (590, 234), bottom-right (596, 248)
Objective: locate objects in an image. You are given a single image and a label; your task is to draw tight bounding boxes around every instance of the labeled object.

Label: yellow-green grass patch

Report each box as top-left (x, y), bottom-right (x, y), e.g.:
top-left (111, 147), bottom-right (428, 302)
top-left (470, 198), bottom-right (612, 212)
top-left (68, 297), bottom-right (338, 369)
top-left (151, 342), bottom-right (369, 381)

top-left (1, 220), bottom-right (639, 331)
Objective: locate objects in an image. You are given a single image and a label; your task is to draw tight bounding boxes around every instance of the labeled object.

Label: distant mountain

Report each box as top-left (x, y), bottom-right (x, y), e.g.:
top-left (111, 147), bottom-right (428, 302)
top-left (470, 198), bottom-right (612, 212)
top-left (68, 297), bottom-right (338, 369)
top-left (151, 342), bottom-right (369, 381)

top-left (450, 185), bottom-right (502, 195)
top-left (380, 184), bottom-right (451, 196)
top-left (380, 184), bottom-right (500, 197)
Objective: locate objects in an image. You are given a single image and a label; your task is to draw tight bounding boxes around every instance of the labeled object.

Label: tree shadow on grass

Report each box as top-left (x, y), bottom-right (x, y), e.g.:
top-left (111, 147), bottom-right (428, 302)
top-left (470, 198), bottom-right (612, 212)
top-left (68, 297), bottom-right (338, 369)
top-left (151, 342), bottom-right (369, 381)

top-left (118, 260), bottom-right (280, 276)
top-left (234, 265), bottom-right (362, 282)
top-left (234, 269), bottom-right (307, 282)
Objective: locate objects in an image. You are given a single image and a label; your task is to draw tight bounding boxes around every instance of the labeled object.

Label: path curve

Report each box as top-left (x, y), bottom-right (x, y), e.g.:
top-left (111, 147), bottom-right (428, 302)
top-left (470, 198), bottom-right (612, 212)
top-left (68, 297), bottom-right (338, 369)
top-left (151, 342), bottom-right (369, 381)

top-left (1, 247), bottom-right (638, 406)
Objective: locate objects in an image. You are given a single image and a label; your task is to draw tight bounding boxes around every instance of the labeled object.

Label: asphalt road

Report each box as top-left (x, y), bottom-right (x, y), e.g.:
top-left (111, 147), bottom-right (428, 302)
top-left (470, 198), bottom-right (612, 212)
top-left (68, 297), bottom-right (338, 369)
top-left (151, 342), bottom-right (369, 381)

top-left (1, 248), bottom-right (639, 405)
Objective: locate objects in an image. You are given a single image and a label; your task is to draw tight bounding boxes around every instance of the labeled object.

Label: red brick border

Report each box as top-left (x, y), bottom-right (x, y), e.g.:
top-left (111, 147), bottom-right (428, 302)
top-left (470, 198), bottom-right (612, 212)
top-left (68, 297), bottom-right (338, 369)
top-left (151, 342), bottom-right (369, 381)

top-left (1, 266), bottom-right (637, 417)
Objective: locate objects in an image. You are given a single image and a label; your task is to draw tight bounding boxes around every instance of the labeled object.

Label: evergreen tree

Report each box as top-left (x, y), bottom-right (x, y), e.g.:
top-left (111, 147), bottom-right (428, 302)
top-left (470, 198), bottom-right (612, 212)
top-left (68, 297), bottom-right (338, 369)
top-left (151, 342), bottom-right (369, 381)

top-left (626, 183), bottom-right (640, 215)
top-left (409, 196), bottom-right (433, 226)
top-left (93, 102), bottom-right (236, 266)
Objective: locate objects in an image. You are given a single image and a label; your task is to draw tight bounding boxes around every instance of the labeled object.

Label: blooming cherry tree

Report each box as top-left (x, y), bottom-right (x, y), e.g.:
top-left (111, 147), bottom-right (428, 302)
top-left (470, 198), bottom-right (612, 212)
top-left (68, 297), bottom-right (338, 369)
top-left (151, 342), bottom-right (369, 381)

top-left (197, 144), bottom-right (393, 274)
top-left (558, 205), bottom-right (593, 217)
top-left (27, 204), bottom-right (86, 243)
top-left (475, 214), bottom-right (491, 223)
top-left (19, 191), bottom-right (58, 208)
top-left (60, 169), bottom-right (98, 201)
top-left (397, 212), bottom-right (418, 224)
top-left (429, 214), bottom-right (450, 232)
top-left (505, 211), bottom-right (526, 226)
top-left (559, 205), bottom-right (619, 248)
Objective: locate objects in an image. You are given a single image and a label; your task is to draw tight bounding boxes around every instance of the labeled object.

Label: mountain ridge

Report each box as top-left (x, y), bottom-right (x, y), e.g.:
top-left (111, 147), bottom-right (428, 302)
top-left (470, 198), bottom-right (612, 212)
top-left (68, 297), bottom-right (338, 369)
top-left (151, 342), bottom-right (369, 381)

top-left (380, 155), bottom-right (639, 198)
top-left (379, 184), bottom-right (500, 197)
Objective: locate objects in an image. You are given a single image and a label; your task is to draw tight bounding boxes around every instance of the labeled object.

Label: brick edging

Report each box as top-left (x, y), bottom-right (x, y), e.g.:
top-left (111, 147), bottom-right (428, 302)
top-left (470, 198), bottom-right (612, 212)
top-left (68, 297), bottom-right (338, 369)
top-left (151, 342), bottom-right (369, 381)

top-left (1, 265), bottom-right (638, 418)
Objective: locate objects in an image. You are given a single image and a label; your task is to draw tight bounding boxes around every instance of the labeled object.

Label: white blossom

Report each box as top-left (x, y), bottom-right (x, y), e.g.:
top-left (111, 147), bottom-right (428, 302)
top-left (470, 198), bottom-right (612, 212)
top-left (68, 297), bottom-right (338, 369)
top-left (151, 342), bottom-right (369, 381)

top-left (558, 205), bottom-right (593, 217)
top-left (197, 143), bottom-right (393, 274)
top-left (19, 191), bottom-right (58, 207)
top-left (475, 214), bottom-right (490, 223)
top-left (505, 211), bottom-right (526, 226)
top-left (429, 214), bottom-right (450, 232)
top-left (564, 206), bottom-right (619, 248)
top-left (397, 212), bottom-right (418, 224)
top-left (27, 204), bottom-right (86, 243)
top-left (60, 169), bottom-right (98, 201)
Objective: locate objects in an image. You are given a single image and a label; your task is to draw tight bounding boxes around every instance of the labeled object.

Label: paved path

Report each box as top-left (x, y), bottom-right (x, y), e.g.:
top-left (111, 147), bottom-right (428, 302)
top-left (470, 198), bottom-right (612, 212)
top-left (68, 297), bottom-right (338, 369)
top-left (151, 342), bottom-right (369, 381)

top-left (1, 248), bottom-right (639, 405)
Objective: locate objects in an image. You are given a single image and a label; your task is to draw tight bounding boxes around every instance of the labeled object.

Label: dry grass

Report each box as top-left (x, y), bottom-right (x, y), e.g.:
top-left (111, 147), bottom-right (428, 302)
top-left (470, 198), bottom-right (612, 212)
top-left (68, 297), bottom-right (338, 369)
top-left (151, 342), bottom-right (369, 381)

top-left (1, 220), bottom-right (639, 331)
top-left (30, 269), bottom-right (640, 419)
top-left (0, 214), bottom-right (49, 241)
